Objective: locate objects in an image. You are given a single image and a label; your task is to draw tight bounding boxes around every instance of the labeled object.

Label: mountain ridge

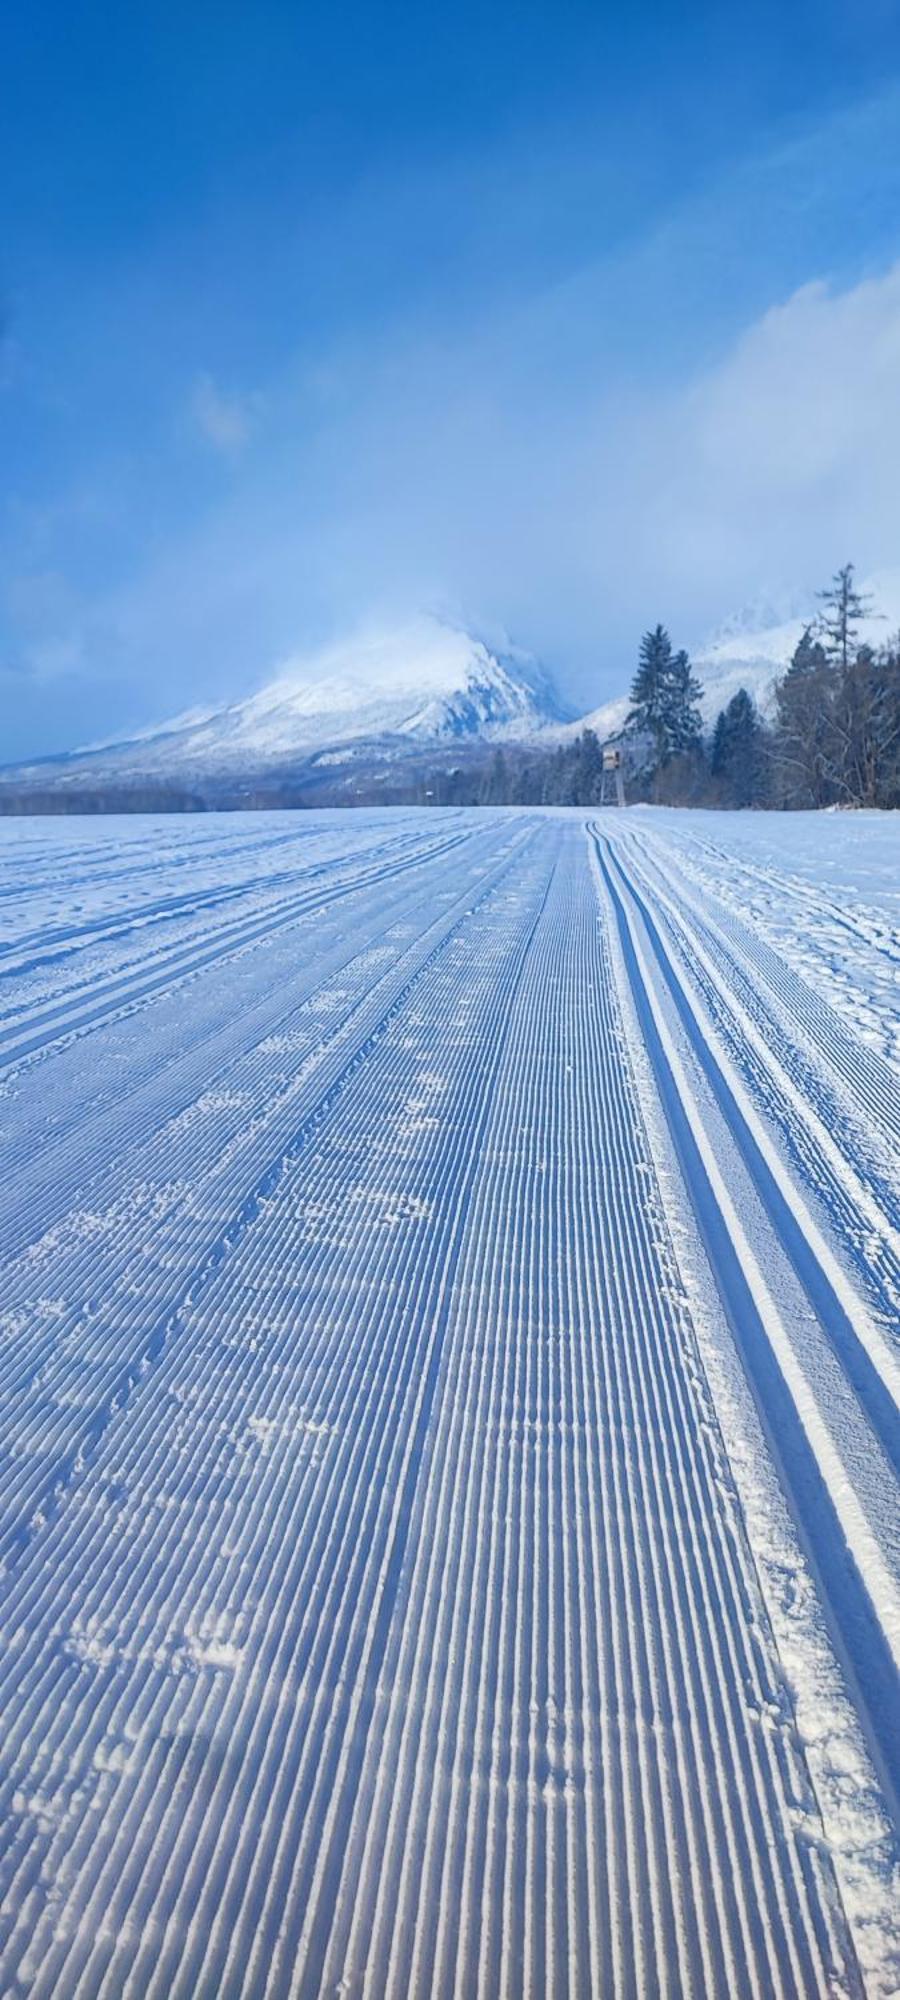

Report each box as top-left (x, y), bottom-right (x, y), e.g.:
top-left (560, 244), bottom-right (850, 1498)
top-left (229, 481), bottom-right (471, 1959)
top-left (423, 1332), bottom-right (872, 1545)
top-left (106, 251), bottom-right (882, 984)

top-left (5, 574), bottom-right (900, 798)
top-left (10, 617), bottom-right (570, 791)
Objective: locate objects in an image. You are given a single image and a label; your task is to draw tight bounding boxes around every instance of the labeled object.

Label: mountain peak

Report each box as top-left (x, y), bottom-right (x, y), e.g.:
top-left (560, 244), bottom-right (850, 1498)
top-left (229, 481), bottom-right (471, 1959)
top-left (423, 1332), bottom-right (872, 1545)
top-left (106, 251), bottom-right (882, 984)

top-left (703, 588), bottom-right (812, 649)
top-left (20, 615), bottom-right (570, 789)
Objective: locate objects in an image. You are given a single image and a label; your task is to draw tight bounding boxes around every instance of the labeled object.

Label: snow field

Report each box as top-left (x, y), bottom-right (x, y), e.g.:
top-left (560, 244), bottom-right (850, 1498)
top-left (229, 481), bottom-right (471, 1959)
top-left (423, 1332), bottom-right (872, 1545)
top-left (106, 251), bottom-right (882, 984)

top-left (0, 807), bottom-right (896, 1995)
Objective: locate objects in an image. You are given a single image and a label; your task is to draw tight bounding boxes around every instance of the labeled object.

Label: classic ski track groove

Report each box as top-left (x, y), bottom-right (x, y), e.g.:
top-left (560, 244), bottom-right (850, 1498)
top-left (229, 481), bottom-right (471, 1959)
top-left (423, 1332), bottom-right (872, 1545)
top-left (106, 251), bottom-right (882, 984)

top-left (0, 828), bottom-right (536, 1570)
top-left (0, 820), bottom-right (476, 1069)
top-left (592, 831), bottom-right (900, 1820)
top-left (0, 809), bottom-right (895, 1997)
top-left (0, 818), bottom-right (518, 1255)
top-left (626, 829), bottom-right (900, 1150)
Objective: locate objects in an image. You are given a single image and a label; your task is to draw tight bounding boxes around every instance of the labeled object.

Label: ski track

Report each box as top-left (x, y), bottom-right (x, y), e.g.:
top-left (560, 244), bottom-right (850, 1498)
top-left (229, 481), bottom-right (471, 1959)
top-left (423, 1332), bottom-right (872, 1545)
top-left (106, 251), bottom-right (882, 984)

top-left (0, 806), bottom-right (897, 1997)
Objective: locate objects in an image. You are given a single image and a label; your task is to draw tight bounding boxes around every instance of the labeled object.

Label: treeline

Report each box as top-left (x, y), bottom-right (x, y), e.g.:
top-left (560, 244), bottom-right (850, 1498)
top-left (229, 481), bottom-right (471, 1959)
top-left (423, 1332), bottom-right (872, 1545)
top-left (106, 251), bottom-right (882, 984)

top-left (710, 564), bottom-right (900, 810)
top-left (766, 566), bottom-right (900, 808)
top-left (625, 563), bottom-right (900, 810)
top-left (0, 784), bottom-right (212, 816)
top-left (426, 562), bottom-right (899, 810)
top-left (6, 563), bottom-right (897, 815)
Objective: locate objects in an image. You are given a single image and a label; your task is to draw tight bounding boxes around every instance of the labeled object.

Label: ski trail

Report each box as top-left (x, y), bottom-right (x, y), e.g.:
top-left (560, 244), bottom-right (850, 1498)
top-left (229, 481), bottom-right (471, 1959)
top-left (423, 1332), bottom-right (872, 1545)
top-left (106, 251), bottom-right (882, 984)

top-left (593, 817), bottom-right (900, 1991)
top-left (0, 808), bottom-right (894, 1995)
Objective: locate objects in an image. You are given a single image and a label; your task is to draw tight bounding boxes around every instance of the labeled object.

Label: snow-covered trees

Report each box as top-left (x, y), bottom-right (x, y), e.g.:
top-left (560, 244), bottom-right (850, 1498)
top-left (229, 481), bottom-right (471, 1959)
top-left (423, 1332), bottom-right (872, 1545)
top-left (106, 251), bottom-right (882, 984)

top-left (627, 626), bottom-right (703, 778)
top-left (630, 566), bottom-right (900, 811)
top-left (627, 625), bottom-right (673, 762)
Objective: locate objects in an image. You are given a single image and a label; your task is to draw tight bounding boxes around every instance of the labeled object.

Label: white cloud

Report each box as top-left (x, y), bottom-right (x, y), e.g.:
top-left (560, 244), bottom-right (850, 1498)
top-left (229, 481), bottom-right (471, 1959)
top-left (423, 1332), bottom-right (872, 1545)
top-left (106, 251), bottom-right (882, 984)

top-left (630, 261), bottom-right (900, 619)
top-left (190, 373), bottom-right (260, 455)
top-left (92, 260), bottom-right (900, 717)
top-left (15, 256), bottom-right (900, 737)
top-left (690, 265), bottom-right (900, 491)
top-left (274, 256), bottom-right (900, 684)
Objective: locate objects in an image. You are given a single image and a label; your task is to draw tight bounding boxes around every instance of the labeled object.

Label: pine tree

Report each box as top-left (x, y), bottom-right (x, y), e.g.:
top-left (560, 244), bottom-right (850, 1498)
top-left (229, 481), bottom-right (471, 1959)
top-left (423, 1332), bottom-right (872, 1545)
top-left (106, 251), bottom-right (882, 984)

top-left (772, 625), bottom-right (836, 806)
top-left (626, 625), bottom-right (705, 795)
top-left (666, 648), bottom-right (703, 755)
top-left (628, 625), bottom-right (673, 766)
top-left (711, 709), bottom-right (728, 778)
top-left (710, 688), bottom-right (765, 807)
top-left (816, 562), bottom-right (872, 672)
top-left (789, 624), bottom-right (828, 677)
top-left (571, 728), bottom-right (604, 804)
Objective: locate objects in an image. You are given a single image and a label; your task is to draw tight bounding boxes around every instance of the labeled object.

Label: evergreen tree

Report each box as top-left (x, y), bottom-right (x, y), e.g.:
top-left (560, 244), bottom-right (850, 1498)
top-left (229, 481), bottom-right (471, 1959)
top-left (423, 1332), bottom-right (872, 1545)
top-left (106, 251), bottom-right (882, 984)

top-left (627, 625), bottom-right (673, 766)
top-left (571, 728), bottom-right (604, 804)
top-left (771, 625), bottom-right (836, 806)
top-left (789, 624), bottom-right (829, 677)
top-left (710, 709), bottom-right (728, 776)
top-left (710, 688), bottom-right (766, 807)
top-left (666, 648), bottom-right (703, 755)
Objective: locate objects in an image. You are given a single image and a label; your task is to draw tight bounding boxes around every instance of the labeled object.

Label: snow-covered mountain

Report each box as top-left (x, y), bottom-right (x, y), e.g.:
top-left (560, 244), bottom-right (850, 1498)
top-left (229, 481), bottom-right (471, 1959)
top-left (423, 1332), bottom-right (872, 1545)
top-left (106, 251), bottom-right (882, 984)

top-left (49, 617), bottom-right (570, 785)
top-left (577, 569), bottom-right (900, 743)
top-left (6, 574), bottom-right (900, 801)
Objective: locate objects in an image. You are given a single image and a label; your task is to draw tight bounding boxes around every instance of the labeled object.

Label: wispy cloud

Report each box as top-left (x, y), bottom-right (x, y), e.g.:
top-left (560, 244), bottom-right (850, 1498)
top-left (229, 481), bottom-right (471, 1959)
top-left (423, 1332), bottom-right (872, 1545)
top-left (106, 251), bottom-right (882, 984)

top-left (101, 252), bottom-right (900, 717)
top-left (635, 261), bottom-right (900, 607)
top-left (5, 74), bottom-right (900, 754)
top-left (190, 374), bottom-right (261, 455)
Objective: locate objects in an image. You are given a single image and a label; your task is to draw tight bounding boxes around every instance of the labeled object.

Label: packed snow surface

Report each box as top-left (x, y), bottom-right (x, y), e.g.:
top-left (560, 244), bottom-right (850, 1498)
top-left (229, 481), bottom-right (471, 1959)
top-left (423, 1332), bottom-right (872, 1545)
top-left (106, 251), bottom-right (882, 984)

top-left (0, 805), bottom-right (898, 1996)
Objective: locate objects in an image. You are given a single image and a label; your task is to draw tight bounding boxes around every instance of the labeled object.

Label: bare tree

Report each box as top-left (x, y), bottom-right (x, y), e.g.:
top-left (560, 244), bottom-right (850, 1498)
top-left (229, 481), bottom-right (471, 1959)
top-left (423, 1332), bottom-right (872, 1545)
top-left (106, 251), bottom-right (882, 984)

top-left (816, 562), bottom-right (873, 673)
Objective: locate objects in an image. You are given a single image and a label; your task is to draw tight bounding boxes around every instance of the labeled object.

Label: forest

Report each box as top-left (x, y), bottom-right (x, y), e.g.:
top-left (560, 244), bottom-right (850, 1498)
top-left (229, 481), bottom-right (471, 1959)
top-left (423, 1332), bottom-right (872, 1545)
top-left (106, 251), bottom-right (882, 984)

top-left (461, 564), bottom-right (900, 811)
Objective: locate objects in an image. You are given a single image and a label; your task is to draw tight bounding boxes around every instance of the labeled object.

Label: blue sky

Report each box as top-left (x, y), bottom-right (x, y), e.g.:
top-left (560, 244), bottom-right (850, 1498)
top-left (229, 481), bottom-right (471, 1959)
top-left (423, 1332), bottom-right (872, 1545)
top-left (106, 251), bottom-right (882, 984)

top-left (4, 0), bottom-right (900, 757)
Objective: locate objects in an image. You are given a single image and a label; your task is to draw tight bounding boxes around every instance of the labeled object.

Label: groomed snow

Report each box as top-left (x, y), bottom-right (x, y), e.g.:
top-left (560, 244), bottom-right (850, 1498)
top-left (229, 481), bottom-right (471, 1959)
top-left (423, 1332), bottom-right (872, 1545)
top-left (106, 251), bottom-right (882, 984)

top-left (0, 806), bottom-right (897, 1996)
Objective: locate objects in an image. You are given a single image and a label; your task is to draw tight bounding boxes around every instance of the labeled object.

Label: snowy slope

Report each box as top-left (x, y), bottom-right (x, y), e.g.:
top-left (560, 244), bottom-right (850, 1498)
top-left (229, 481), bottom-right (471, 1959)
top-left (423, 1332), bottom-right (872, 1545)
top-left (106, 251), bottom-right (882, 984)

top-left (576, 612), bottom-right (808, 745)
top-left (578, 568), bottom-right (900, 741)
top-left (56, 617), bottom-right (570, 782)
